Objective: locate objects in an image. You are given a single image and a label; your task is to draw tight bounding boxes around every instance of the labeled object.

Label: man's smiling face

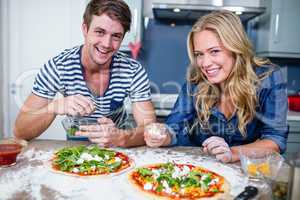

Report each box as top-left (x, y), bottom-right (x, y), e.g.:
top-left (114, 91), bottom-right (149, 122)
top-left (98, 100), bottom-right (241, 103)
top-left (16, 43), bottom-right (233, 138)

top-left (82, 13), bottom-right (125, 68)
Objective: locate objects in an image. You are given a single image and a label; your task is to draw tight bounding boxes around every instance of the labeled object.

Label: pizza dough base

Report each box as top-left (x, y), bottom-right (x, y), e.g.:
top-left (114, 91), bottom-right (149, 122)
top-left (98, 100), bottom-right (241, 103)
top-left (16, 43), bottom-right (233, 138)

top-left (49, 157), bottom-right (134, 177)
top-left (128, 163), bottom-right (231, 200)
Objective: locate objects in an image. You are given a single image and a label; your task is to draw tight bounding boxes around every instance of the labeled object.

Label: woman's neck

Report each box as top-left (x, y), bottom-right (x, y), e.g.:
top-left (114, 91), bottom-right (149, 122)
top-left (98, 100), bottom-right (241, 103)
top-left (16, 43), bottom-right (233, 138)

top-left (218, 93), bottom-right (235, 120)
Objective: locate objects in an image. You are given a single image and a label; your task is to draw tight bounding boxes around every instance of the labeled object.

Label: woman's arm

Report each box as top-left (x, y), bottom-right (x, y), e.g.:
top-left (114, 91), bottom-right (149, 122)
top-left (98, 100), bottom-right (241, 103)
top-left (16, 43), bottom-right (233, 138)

top-left (256, 67), bottom-right (288, 152)
top-left (231, 67), bottom-right (288, 162)
top-left (230, 139), bottom-right (280, 162)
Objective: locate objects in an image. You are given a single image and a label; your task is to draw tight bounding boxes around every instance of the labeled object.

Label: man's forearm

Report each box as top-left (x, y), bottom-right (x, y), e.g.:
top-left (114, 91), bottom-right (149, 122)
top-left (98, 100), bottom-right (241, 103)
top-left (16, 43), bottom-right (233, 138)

top-left (14, 109), bottom-right (56, 140)
top-left (118, 126), bottom-right (146, 147)
top-left (118, 100), bottom-right (156, 147)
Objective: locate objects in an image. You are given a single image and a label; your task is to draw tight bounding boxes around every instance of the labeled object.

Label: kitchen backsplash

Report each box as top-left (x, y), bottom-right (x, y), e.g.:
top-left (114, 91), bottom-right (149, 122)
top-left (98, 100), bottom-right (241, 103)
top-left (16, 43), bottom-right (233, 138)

top-left (138, 19), bottom-right (192, 94)
top-left (270, 58), bottom-right (300, 94)
top-left (288, 65), bottom-right (300, 94)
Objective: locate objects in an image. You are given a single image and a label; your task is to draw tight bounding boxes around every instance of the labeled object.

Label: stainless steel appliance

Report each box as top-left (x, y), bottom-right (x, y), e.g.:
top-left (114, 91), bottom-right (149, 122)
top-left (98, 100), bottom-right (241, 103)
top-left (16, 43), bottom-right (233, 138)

top-left (288, 152), bottom-right (300, 200)
top-left (152, 0), bottom-right (266, 21)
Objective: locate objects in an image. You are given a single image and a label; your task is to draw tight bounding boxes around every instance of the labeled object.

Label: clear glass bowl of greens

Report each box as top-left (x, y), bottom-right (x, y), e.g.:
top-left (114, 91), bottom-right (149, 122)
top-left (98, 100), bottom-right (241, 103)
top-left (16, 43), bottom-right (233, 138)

top-left (61, 117), bottom-right (98, 140)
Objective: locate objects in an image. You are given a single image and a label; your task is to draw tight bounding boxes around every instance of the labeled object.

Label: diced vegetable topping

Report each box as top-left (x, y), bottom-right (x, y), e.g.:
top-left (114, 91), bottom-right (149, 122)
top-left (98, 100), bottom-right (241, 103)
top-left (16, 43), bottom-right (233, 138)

top-left (132, 162), bottom-right (224, 199)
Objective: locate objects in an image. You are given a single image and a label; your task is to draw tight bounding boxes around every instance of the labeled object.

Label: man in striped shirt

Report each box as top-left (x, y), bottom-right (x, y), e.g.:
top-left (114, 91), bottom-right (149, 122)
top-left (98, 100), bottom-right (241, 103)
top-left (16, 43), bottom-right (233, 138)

top-left (14, 0), bottom-right (156, 147)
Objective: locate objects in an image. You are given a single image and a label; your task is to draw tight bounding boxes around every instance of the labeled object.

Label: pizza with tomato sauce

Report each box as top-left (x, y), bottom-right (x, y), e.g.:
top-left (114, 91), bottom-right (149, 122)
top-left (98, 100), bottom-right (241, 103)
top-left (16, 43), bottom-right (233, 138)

top-left (128, 162), bottom-right (230, 199)
top-left (51, 145), bottom-right (133, 176)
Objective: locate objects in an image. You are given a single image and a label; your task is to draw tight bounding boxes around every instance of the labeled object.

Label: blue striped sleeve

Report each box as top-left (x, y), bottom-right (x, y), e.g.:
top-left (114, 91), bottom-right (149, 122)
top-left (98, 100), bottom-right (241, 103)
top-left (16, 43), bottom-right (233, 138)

top-left (129, 63), bottom-right (151, 102)
top-left (32, 58), bottom-right (60, 99)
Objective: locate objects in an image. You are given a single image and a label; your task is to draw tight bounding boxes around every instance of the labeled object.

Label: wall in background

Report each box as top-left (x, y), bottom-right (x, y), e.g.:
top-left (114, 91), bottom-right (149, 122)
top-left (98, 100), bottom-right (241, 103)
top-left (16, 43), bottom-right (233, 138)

top-left (137, 19), bottom-right (192, 94)
top-left (0, 1), bottom-right (5, 138)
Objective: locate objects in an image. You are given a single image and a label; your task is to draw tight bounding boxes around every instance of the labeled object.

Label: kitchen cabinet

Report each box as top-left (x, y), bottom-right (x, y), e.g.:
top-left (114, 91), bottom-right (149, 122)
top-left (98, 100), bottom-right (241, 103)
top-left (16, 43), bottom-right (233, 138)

top-left (120, 0), bottom-right (143, 51)
top-left (253, 0), bottom-right (300, 58)
top-left (287, 120), bottom-right (300, 153)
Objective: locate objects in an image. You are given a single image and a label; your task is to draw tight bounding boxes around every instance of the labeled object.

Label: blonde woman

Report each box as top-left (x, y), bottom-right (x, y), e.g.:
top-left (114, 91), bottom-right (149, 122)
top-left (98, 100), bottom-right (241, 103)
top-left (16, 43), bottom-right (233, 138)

top-left (144, 10), bottom-right (288, 163)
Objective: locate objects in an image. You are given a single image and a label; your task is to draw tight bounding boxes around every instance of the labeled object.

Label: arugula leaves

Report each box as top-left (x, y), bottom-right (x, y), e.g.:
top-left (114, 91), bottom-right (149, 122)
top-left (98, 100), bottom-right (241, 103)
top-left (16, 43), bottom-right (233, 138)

top-left (136, 162), bottom-right (216, 193)
top-left (137, 168), bottom-right (153, 176)
top-left (53, 145), bottom-right (120, 173)
top-left (67, 126), bottom-right (79, 136)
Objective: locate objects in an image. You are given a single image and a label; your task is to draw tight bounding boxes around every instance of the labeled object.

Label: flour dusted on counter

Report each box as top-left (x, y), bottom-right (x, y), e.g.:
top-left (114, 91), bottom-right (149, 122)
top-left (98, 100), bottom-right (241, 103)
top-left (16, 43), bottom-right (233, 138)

top-left (23, 147), bottom-right (53, 161)
top-left (0, 147), bottom-right (249, 200)
top-left (119, 147), bottom-right (249, 197)
top-left (0, 148), bottom-right (122, 200)
top-left (0, 148), bottom-right (52, 200)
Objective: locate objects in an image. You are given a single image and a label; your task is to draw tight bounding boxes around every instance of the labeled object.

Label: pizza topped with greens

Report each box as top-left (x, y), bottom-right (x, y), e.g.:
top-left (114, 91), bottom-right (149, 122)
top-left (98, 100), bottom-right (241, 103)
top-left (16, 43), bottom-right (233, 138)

top-left (128, 162), bottom-right (230, 200)
top-left (51, 145), bottom-right (133, 176)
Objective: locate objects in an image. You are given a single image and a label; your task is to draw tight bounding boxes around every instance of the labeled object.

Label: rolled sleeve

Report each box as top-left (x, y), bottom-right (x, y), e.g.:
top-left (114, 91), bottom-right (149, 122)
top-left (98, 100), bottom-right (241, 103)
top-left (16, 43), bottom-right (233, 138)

top-left (166, 125), bottom-right (178, 146)
top-left (166, 123), bottom-right (194, 146)
top-left (165, 82), bottom-right (197, 146)
top-left (261, 134), bottom-right (288, 153)
top-left (257, 67), bottom-right (288, 153)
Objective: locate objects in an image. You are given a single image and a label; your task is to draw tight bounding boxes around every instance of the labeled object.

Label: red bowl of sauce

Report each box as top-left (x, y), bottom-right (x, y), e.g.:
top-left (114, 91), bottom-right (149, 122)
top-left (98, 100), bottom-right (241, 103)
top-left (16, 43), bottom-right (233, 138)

top-left (0, 138), bottom-right (27, 167)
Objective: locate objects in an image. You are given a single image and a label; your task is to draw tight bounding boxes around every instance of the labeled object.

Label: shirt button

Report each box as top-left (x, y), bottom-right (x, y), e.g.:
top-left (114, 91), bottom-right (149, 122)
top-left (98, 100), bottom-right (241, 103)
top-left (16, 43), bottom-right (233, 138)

top-left (227, 123), bottom-right (234, 130)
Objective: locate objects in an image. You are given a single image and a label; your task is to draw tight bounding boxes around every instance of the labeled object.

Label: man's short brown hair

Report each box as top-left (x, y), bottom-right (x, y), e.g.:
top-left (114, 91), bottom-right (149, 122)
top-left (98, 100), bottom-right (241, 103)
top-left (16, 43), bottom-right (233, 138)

top-left (83, 0), bottom-right (131, 33)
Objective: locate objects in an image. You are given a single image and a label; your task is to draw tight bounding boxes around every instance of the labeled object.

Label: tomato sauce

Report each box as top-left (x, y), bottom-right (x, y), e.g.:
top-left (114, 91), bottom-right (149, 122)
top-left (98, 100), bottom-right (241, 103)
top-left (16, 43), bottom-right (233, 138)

top-left (130, 163), bottom-right (226, 199)
top-left (0, 143), bottom-right (22, 166)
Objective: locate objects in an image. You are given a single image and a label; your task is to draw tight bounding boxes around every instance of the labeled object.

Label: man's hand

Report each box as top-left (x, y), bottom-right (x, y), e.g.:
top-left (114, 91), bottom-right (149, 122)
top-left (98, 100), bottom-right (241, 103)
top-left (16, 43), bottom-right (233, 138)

top-left (76, 117), bottom-right (125, 147)
top-left (144, 123), bottom-right (171, 147)
top-left (49, 94), bottom-right (95, 116)
top-left (202, 136), bottom-right (232, 163)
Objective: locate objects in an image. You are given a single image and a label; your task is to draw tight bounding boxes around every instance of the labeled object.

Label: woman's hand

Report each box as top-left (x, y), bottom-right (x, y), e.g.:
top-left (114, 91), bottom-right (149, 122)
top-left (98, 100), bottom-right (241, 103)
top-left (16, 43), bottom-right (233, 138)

top-left (76, 117), bottom-right (125, 147)
top-left (144, 123), bottom-right (171, 147)
top-left (202, 136), bottom-right (232, 163)
top-left (49, 94), bottom-right (95, 116)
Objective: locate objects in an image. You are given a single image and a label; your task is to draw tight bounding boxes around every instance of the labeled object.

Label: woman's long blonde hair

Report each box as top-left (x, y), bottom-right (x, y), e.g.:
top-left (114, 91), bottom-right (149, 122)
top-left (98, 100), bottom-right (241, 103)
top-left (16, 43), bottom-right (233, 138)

top-left (187, 10), bottom-right (271, 136)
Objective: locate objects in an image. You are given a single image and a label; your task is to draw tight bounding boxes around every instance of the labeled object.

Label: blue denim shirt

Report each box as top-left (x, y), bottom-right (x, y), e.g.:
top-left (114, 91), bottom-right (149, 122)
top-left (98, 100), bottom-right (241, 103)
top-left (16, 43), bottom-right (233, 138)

top-left (166, 66), bottom-right (288, 153)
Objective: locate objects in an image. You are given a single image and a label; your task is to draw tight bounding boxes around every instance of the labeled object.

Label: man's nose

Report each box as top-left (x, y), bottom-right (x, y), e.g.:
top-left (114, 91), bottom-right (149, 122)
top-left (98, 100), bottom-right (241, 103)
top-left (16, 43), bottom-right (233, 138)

top-left (102, 35), bottom-right (112, 48)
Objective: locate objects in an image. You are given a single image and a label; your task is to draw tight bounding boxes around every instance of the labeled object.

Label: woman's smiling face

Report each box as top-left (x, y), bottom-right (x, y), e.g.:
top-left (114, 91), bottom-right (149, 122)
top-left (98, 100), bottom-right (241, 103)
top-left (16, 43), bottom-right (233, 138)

top-left (193, 30), bottom-right (235, 88)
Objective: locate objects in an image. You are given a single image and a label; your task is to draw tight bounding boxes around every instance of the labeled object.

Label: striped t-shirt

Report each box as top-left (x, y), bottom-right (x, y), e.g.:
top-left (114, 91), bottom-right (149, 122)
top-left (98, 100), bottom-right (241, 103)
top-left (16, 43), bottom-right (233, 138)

top-left (32, 45), bottom-right (151, 121)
